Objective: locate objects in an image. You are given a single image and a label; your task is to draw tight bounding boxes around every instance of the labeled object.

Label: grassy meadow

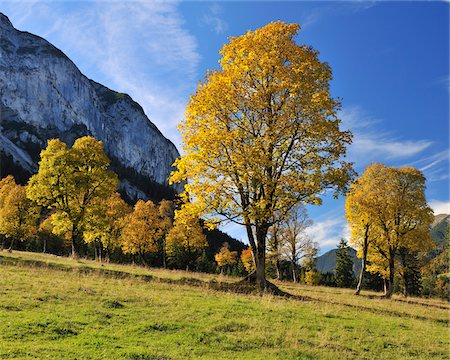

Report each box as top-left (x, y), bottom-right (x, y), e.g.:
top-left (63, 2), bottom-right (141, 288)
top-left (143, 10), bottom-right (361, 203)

top-left (0, 251), bottom-right (448, 359)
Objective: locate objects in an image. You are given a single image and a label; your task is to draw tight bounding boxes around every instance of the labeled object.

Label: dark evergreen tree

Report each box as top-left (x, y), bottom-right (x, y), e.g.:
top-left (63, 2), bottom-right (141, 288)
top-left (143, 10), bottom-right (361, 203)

top-left (399, 248), bottom-right (422, 296)
top-left (335, 239), bottom-right (354, 288)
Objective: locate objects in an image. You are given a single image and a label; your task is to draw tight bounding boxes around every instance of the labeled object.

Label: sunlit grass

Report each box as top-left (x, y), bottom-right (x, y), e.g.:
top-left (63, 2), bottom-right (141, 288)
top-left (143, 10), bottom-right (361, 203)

top-left (0, 251), bottom-right (448, 359)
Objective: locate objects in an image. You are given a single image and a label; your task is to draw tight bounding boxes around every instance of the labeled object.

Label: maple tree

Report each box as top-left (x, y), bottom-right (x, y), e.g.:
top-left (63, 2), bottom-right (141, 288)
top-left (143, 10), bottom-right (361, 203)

top-left (84, 192), bottom-right (131, 262)
top-left (0, 177), bottom-right (39, 251)
top-left (121, 199), bottom-right (163, 265)
top-left (158, 200), bottom-right (176, 268)
top-left (27, 137), bottom-right (118, 258)
top-left (345, 169), bottom-right (380, 295)
top-left (240, 247), bottom-right (255, 274)
top-left (170, 21), bottom-right (353, 291)
top-left (165, 209), bottom-right (208, 270)
top-left (346, 163), bottom-right (434, 297)
top-left (215, 242), bottom-right (238, 273)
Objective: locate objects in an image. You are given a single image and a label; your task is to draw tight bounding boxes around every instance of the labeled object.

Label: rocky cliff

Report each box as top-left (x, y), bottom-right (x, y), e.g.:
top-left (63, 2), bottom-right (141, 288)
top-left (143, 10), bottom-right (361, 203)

top-left (0, 13), bottom-right (182, 201)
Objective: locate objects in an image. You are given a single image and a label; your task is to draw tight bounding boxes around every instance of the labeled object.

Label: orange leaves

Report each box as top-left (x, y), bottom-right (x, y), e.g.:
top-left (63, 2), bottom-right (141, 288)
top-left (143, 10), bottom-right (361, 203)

top-left (240, 247), bottom-right (255, 273)
top-left (215, 242), bottom-right (238, 268)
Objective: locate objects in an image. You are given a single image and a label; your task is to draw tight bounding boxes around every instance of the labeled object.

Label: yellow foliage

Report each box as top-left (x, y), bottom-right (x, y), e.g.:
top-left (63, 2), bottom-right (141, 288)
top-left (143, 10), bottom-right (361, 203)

top-left (0, 178), bottom-right (39, 245)
top-left (170, 21), bottom-right (354, 285)
top-left (84, 192), bottom-right (131, 253)
top-left (121, 200), bottom-right (163, 256)
top-left (215, 243), bottom-right (238, 268)
top-left (240, 247), bottom-right (255, 273)
top-left (165, 209), bottom-right (208, 262)
top-left (27, 137), bottom-right (118, 256)
top-left (345, 163), bottom-right (434, 295)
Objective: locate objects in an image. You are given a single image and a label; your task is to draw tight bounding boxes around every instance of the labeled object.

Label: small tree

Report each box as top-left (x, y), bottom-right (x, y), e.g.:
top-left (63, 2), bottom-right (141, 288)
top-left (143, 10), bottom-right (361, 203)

top-left (84, 192), bottom-right (131, 262)
top-left (280, 206), bottom-right (315, 283)
top-left (215, 242), bottom-right (238, 274)
top-left (361, 164), bottom-right (434, 297)
top-left (240, 247), bottom-right (255, 274)
top-left (121, 200), bottom-right (163, 266)
top-left (27, 137), bottom-right (118, 258)
top-left (165, 209), bottom-right (208, 270)
top-left (0, 179), bottom-right (39, 251)
top-left (158, 200), bottom-right (176, 268)
top-left (335, 239), bottom-right (354, 288)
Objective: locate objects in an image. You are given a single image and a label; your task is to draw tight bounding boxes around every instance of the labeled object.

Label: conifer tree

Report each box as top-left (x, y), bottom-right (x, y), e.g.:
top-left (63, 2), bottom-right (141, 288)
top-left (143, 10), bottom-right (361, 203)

top-left (335, 239), bottom-right (354, 288)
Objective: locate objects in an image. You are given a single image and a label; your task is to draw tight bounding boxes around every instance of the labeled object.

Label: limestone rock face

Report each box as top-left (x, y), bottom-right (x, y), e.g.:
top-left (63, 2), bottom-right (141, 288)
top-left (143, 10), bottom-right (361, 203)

top-left (0, 13), bottom-right (182, 200)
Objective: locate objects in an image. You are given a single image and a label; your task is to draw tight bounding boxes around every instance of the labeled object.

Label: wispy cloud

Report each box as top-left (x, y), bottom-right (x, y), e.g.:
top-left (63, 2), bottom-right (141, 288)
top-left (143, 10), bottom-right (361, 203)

top-left (1, 1), bottom-right (200, 148)
top-left (300, 1), bottom-right (376, 30)
top-left (429, 199), bottom-right (450, 215)
top-left (305, 217), bottom-right (347, 251)
top-left (202, 3), bottom-right (227, 34)
top-left (340, 106), bottom-right (432, 165)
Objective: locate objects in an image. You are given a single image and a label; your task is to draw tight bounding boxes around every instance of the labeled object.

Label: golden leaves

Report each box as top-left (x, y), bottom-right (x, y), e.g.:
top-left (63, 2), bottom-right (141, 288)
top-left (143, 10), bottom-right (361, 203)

top-left (170, 21), bottom-right (353, 235)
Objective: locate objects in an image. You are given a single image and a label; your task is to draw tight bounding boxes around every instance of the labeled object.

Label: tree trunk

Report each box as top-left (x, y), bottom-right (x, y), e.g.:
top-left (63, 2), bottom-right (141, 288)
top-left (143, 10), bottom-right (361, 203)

top-left (355, 225), bottom-right (369, 295)
top-left (255, 226), bottom-right (268, 291)
top-left (291, 262), bottom-right (297, 283)
top-left (140, 252), bottom-right (147, 267)
top-left (71, 225), bottom-right (79, 259)
top-left (162, 238), bottom-right (167, 269)
top-left (275, 259), bottom-right (282, 280)
top-left (42, 237), bottom-right (46, 253)
top-left (399, 249), bottom-right (408, 297)
top-left (384, 253), bottom-right (395, 298)
top-left (7, 238), bottom-right (14, 252)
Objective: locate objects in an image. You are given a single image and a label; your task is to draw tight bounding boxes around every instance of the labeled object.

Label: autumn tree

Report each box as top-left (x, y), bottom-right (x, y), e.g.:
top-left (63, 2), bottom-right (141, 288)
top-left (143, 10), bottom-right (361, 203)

top-left (121, 199), bottom-right (163, 265)
top-left (0, 176), bottom-right (16, 250)
top-left (350, 164), bottom-right (434, 298)
top-left (345, 170), bottom-right (379, 295)
top-left (84, 192), bottom-right (131, 262)
top-left (240, 247), bottom-right (255, 274)
top-left (170, 21), bottom-right (353, 291)
top-left (335, 239), bottom-right (354, 288)
top-left (279, 206), bottom-right (315, 282)
top-left (0, 178), bottom-right (39, 251)
top-left (27, 137), bottom-right (118, 258)
top-left (158, 200), bottom-right (176, 268)
top-left (165, 209), bottom-right (208, 270)
top-left (215, 242), bottom-right (238, 274)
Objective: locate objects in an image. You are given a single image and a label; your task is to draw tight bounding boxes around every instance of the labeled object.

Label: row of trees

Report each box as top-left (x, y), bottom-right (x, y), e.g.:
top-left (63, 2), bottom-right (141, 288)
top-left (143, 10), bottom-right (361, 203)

top-left (0, 137), bottom-right (214, 271)
top-left (345, 163), bottom-right (434, 297)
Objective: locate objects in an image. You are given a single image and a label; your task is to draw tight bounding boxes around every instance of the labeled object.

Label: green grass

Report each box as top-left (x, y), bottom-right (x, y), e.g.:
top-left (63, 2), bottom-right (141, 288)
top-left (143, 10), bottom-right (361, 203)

top-left (0, 251), bottom-right (448, 359)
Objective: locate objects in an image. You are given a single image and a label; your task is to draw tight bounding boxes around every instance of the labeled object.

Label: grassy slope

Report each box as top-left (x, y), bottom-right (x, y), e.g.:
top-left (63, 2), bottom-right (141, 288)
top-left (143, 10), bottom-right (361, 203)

top-left (0, 251), bottom-right (448, 360)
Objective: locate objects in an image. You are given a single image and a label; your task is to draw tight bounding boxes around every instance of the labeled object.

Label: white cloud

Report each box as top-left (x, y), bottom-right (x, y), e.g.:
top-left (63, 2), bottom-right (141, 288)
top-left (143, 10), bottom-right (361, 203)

top-left (305, 217), bottom-right (347, 251)
top-left (340, 106), bottom-right (432, 164)
top-left (202, 3), bottom-right (227, 34)
top-left (429, 200), bottom-right (450, 216)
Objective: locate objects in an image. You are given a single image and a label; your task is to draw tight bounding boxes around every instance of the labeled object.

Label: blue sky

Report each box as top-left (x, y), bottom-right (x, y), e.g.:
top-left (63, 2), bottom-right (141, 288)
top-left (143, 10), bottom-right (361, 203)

top-left (1, 1), bottom-right (448, 254)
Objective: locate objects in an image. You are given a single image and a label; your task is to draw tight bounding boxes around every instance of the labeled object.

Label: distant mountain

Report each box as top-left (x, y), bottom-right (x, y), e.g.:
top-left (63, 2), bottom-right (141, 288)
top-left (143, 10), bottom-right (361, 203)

top-left (317, 214), bottom-right (449, 274)
top-left (428, 214), bottom-right (449, 260)
top-left (0, 13), bottom-right (182, 201)
top-left (316, 247), bottom-right (361, 275)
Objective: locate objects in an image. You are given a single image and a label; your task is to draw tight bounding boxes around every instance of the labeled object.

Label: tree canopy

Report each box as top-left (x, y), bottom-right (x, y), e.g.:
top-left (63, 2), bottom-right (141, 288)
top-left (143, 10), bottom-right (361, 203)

top-left (170, 21), bottom-right (353, 290)
top-left (345, 163), bottom-right (434, 297)
top-left (27, 136), bottom-right (118, 257)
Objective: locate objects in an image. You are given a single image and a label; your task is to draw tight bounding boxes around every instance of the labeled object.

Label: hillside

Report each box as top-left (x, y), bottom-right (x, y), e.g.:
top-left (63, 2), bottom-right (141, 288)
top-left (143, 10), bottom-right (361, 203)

top-left (0, 13), bottom-right (181, 201)
top-left (0, 251), bottom-right (448, 359)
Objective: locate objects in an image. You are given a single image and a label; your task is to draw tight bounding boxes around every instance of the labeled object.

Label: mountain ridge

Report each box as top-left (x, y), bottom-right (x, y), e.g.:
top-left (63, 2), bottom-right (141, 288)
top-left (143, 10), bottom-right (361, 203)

top-left (0, 12), bottom-right (182, 201)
